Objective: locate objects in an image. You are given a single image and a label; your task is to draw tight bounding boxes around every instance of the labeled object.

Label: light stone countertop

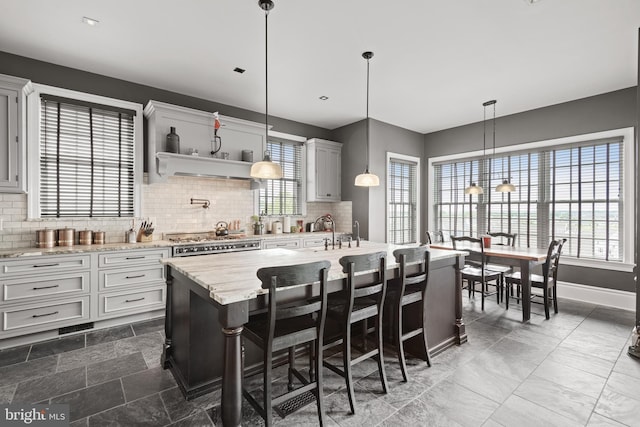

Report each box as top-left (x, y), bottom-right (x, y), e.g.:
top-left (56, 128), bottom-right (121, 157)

top-left (160, 241), bottom-right (465, 305)
top-left (0, 241), bottom-right (174, 258)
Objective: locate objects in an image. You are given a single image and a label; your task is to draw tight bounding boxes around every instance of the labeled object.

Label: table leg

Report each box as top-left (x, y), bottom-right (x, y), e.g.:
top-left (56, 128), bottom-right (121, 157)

top-left (520, 260), bottom-right (531, 322)
top-left (221, 325), bottom-right (243, 427)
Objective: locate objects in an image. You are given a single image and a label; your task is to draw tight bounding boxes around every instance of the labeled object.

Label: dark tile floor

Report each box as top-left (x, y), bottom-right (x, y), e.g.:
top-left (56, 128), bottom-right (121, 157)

top-left (0, 298), bottom-right (638, 426)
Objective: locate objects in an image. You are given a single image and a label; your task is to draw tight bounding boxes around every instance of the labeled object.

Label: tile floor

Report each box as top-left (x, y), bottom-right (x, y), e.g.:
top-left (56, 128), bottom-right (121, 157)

top-left (0, 296), bottom-right (638, 426)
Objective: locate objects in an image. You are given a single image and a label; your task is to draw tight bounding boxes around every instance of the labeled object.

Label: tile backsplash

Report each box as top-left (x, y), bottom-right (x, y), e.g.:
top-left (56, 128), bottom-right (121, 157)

top-left (0, 175), bottom-right (352, 249)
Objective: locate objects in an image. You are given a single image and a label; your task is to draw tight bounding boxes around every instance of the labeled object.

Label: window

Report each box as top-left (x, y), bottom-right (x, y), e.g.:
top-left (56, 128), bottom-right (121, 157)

top-left (258, 138), bottom-right (304, 216)
top-left (387, 153), bottom-right (420, 244)
top-left (430, 128), bottom-right (634, 269)
top-left (28, 85), bottom-right (143, 219)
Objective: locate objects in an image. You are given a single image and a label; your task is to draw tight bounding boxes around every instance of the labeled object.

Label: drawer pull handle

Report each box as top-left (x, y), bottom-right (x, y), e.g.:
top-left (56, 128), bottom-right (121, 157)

top-left (125, 274), bottom-right (146, 279)
top-left (125, 256), bottom-right (145, 260)
top-left (125, 297), bottom-right (145, 303)
top-left (32, 311), bottom-right (59, 318)
top-left (33, 263), bottom-right (60, 268)
top-left (33, 284), bottom-right (60, 290)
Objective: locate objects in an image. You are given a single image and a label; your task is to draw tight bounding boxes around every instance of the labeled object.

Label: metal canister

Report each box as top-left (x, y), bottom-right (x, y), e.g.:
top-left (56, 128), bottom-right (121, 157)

top-left (36, 229), bottom-right (56, 248)
top-left (79, 229), bottom-right (93, 245)
top-left (93, 231), bottom-right (105, 245)
top-left (57, 228), bottom-right (75, 246)
top-left (242, 150), bottom-right (253, 162)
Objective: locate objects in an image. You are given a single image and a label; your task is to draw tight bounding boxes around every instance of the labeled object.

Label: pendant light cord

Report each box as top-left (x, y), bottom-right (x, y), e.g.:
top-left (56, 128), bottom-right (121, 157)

top-left (264, 8), bottom-right (269, 150)
top-left (365, 55), bottom-right (370, 172)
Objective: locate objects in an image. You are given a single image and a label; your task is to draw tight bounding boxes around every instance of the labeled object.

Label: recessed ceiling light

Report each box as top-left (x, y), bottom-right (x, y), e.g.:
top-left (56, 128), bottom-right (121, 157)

top-left (319, 96), bottom-right (329, 101)
top-left (82, 16), bottom-right (100, 26)
top-left (233, 67), bottom-right (246, 74)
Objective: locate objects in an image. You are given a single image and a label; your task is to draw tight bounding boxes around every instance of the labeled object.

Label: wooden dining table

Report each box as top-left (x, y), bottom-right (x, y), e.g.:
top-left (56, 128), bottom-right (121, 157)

top-left (429, 242), bottom-right (549, 322)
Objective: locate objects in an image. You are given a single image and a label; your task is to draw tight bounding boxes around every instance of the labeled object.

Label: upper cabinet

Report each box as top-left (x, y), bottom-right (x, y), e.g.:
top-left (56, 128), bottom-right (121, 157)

top-left (306, 138), bottom-right (342, 202)
top-left (0, 74), bottom-right (31, 193)
top-left (144, 100), bottom-right (267, 183)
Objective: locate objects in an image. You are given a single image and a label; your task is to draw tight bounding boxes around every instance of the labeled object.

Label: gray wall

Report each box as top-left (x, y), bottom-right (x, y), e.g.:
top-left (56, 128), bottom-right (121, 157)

top-left (424, 87), bottom-right (637, 292)
top-left (334, 118), bottom-right (424, 242)
top-left (0, 51), bottom-right (334, 151)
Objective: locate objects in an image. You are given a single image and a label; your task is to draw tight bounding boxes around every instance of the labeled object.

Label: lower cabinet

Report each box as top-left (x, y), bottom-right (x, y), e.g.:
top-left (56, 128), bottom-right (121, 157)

top-left (262, 238), bottom-right (301, 249)
top-left (0, 247), bottom-right (170, 342)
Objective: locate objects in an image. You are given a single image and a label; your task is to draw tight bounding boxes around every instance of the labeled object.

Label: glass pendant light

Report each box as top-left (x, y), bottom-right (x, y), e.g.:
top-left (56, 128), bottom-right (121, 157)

top-left (464, 183), bottom-right (484, 195)
top-left (251, 0), bottom-right (283, 180)
top-left (354, 51), bottom-right (380, 187)
top-left (464, 100), bottom-right (493, 195)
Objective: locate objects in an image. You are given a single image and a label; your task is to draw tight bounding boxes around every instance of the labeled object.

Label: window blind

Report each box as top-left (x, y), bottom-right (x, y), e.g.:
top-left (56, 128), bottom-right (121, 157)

top-left (258, 139), bottom-right (303, 216)
top-left (433, 137), bottom-right (623, 261)
top-left (39, 97), bottom-right (135, 217)
top-left (388, 158), bottom-right (418, 244)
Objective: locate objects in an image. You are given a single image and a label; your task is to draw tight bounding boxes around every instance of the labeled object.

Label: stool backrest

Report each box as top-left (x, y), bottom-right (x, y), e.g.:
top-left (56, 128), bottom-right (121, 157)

top-left (257, 260), bottom-right (331, 322)
top-left (393, 246), bottom-right (430, 288)
top-left (487, 232), bottom-right (517, 247)
top-left (339, 251), bottom-right (387, 303)
top-left (425, 231), bottom-right (444, 245)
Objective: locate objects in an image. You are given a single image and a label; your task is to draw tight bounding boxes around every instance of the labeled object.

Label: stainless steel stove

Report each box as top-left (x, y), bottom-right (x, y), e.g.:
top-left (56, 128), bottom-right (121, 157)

top-left (166, 232), bottom-right (261, 257)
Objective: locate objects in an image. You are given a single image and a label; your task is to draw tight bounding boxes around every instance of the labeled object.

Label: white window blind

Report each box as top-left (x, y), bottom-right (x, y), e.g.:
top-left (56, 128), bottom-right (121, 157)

top-left (39, 96), bottom-right (136, 217)
top-left (388, 157), bottom-right (418, 244)
top-left (258, 139), bottom-right (304, 215)
top-left (433, 137), bottom-right (624, 262)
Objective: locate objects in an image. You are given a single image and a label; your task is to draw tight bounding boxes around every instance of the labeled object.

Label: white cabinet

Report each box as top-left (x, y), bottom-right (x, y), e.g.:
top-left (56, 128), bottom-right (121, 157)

top-left (0, 74), bottom-right (31, 193)
top-left (262, 238), bottom-right (302, 250)
top-left (0, 254), bottom-right (92, 338)
top-left (306, 138), bottom-right (342, 202)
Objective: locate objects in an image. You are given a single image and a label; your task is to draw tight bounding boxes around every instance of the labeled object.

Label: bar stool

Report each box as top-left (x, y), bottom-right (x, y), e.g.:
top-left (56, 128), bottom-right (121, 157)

top-left (242, 260), bottom-right (331, 426)
top-left (390, 246), bottom-right (431, 382)
top-left (323, 251), bottom-right (388, 414)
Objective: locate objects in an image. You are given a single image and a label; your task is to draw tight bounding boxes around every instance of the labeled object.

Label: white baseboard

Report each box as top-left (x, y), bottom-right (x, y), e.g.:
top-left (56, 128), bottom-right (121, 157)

top-left (556, 281), bottom-right (636, 311)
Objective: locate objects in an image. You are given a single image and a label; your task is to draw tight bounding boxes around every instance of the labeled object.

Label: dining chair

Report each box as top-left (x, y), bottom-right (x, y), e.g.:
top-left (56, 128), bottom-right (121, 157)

top-left (425, 231), bottom-right (444, 245)
top-left (242, 260), bottom-right (331, 426)
top-left (323, 251), bottom-right (388, 414)
top-left (486, 232), bottom-right (517, 301)
top-left (451, 236), bottom-right (503, 310)
top-left (389, 246), bottom-right (431, 382)
top-left (504, 238), bottom-right (566, 319)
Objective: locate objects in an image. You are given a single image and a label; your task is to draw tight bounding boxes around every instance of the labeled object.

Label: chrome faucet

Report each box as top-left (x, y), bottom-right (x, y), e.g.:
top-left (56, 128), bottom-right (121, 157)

top-left (315, 215), bottom-right (335, 249)
top-left (354, 220), bottom-right (360, 247)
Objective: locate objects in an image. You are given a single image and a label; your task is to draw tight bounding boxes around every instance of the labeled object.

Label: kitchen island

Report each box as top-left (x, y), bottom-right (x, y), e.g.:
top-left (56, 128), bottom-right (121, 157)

top-left (160, 241), bottom-right (466, 426)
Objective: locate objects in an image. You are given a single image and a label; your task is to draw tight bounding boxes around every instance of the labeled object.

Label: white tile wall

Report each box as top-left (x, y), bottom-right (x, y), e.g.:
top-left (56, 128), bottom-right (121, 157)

top-left (0, 175), bottom-right (352, 249)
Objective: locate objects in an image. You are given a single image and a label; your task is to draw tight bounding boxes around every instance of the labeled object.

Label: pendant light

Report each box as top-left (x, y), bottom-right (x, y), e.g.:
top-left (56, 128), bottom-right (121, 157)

top-left (464, 100), bottom-right (492, 195)
top-left (354, 51), bottom-right (380, 187)
top-left (488, 100), bottom-right (516, 192)
top-left (250, 0), bottom-right (283, 180)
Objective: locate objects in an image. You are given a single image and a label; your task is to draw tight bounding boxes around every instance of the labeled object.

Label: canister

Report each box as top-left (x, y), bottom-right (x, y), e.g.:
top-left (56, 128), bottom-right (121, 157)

top-left (35, 229), bottom-right (56, 248)
top-left (93, 231), bottom-right (106, 245)
top-left (79, 229), bottom-right (93, 245)
top-left (57, 227), bottom-right (75, 246)
top-left (242, 150), bottom-right (253, 162)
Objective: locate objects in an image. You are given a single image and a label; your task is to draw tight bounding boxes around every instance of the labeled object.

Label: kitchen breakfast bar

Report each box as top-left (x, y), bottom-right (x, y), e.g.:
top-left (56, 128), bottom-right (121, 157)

top-left (160, 242), bottom-right (467, 426)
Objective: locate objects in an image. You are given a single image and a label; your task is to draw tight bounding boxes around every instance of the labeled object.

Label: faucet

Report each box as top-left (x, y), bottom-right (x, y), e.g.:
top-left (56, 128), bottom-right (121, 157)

top-left (315, 215), bottom-right (335, 249)
top-left (354, 220), bottom-right (360, 247)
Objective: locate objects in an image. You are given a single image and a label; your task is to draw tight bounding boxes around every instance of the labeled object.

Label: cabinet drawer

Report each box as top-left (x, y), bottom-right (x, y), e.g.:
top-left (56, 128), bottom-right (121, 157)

top-left (304, 237), bottom-right (327, 248)
top-left (0, 255), bottom-right (91, 277)
top-left (98, 248), bottom-right (170, 268)
top-left (2, 272), bottom-right (90, 304)
top-left (2, 296), bottom-right (89, 332)
top-left (99, 265), bottom-right (165, 291)
top-left (262, 239), bottom-right (301, 250)
top-left (99, 286), bottom-right (165, 317)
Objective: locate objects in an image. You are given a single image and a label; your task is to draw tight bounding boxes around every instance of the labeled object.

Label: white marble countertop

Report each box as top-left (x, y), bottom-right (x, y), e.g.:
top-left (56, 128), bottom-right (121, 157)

top-left (0, 241), bottom-right (173, 258)
top-left (160, 241), bottom-right (464, 305)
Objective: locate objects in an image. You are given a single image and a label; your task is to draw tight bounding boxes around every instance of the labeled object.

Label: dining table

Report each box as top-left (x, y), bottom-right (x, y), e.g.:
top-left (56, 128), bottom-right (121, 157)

top-left (429, 242), bottom-right (549, 322)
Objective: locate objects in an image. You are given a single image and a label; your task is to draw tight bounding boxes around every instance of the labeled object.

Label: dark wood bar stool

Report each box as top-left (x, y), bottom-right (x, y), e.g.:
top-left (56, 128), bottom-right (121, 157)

top-left (390, 246), bottom-right (431, 382)
top-left (505, 238), bottom-right (566, 319)
top-left (242, 260), bottom-right (331, 426)
top-left (323, 251), bottom-right (389, 414)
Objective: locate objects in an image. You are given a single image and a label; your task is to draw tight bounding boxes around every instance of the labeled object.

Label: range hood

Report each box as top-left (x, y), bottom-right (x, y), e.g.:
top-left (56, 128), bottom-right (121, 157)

top-left (144, 100), bottom-right (268, 183)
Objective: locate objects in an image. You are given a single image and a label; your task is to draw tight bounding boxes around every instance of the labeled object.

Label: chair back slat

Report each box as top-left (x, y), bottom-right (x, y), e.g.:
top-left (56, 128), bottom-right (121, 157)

top-left (276, 300), bottom-right (322, 320)
top-left (487, 232), bottom-right (517, 247)
top-left (257, 260), bottom-right (332, 289)
top-left (393, 247), bottom-right (430, 285)
top-left (339, 251), bottom-right (386, 273)
top-left (339, 252), bottom-right (387, 309)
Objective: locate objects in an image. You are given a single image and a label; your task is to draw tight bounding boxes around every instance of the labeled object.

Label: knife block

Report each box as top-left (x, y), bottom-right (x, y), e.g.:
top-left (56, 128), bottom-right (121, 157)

top-left (137, 230), bottom-right (153, 242)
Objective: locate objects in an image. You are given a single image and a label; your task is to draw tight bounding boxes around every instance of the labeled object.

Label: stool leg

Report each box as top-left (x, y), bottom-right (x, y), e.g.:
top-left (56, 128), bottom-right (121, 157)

top-left (376, 313), bottom-right (389, 394)
top-left (315, 338), bottom-right (326, 426)
top-left (264, 352), bottom-right (273, 427)
top-left (396, 304), bottom-right (408, 382)
top-left (342, 326), bottom-right (356, 414)
top-left (421, 297), bottom-right (431, 368)
top-left (309, 341), bottom-right (316, 382)
top-left (288, 346), bottom-right (295, 391)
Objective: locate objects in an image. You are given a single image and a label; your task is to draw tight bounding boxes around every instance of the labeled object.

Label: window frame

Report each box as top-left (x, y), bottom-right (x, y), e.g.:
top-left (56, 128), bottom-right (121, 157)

top-left (26, 84), bottom-right (143, 219)
top-left (254, 130), bottom-right (307, 217)
top-left (428, 127), bottom-right (635, 272)
top-left (386, 152), bottom-right (421, 244)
